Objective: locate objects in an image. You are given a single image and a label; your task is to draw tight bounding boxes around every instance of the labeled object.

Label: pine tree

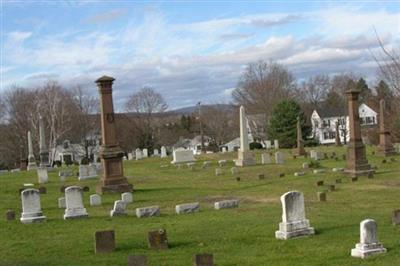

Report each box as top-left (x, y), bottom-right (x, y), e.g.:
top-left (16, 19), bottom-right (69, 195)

top-left (356, 78), bottom-right (372, 103)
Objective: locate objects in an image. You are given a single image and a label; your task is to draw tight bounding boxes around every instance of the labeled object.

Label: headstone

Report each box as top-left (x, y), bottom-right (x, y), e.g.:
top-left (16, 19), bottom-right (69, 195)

top-left (148, 229), bottom-right (168, 250)
top-left (128, 153), bottom-right (134, 160)
top-left (6, 210), bottom-right (15, 221)
top-left (275, 191), bottom-right (315, 240)
top-left (222, 147), bottom-right (227, 153)
top-left (266, 140), bottom-right (272, 149)
top-left (328, 185), bottom-right (335, 192)
top-left (171, 148), bottom-right (196, 164)
top-left (78, 164), bottom-right (98, 180)
top-left (392, 210), bottom-right (400, 225)
top-left (316, 180), bottom-right (324, 186)
top-left (202, 161), bottom-right (211, 169)
top-left (274, 139), bottom-right (279, 149)
top-left (39, 186), bottom-right (47, 194)
top-left (295, 116), bottom-right (306, 156)
top-left (136, 206), bottom-right (160, 218)
top-left (332, 167), bottom-right (344, 172)
top-left (344, 85), bottom-right (374, 177)
top-left (377, 99), bottom-right (396, 156)
top-left (215, 168), bottom-right (223, 176)
top-left (20, 189), bottom-right (46, 223)
top-left (335, 121), bottom-right (342, 146)
top-left (302, 163), bottom-right (309, 169)
top-left (135, 148), bottom-right (142, 160)
top-left (230, 167), bottom-right (238, 175)
top-left (37, 168), bottom-right (48, 184)
top-left (11, 168), bottom-right (21, 173)
top-left (194, 254), bottom-right (214, 266)
top-left (127, 255), bottom-right (148, 266)
top-left (122, 192), bottom-right (133, 203)
top-left (153, 149), bottom-right (159, 156)
top-left (275, 152), bottom-right (284, 164)
top-left (59, 169), bottom-right (73, 181)
top-left (214, 199), bottom-right (239, 210)
top-left (294, 172), bottom-right (305, 177)
top-left (160, 146), bottom-right (167, 158)
top-left (313, 169), bottom-right (325, 174)
top-left (235, 106), bottom-right (256, 167)
top-left (261, 153), bottom-right (271, 164)
top-left (218, 160), bottom-right (227, 167)
top-left (94, 230), bottom-right (115, 253)
top-left (27, 131), bottom-right (37, 170)
top-left (175, 202), bottom-right (200, 214)
top-left (110, 200), bottom-right (127, 217)
top-left (58, 197), bottom-right (66, 208)
top-left (317, 192), bottom-right (326, 202)
top-left (335, 178), bottom-right (342, 184)
top-left (310, 150), bottom-right (323, 160)
top-left (63, 186), bottom-right (88, 219)
top-left (142, 148), bottom-right (148, 158)
top-left (90, 194), bottom-right (101, 206)
top-left (351, 219), bottom-right (386, 258)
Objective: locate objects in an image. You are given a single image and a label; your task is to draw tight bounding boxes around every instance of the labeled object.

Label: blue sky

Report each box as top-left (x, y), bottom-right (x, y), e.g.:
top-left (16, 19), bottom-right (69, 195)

top-left (1, 0), bottom-right (400, 109)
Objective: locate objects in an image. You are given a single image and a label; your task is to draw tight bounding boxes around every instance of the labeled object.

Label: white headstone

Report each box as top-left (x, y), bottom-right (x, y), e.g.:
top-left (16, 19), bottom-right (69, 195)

top-left (275, 152), bottom-right (284, 164)
top-left (231, 167), bottom-right (238, 175)
top-left (266, 140), bottom-right (272, 149)
top-left (128, 153), bottom-right (133, 160)
top-left (261, 153), bottom-right (271, 164)
top-left (63, 186), bottom-right (88, 219)
top-left (275, 191), bottom-right (315, 240)
top-left (121, 192), bottom-right (133, 203)
top-left (110, 200), bottom-right (127, 217)
top-left (78, 164), bottom-right (98, 180)
top-left (351, 219), bottom-right (386, 258)
top-left (90, 194), bottom-right (101, 206)
top-left (135, 206), bottom-right (160, 218)
top-left (214, 199), bottom-right (239, 210)
top-left (160, 146), bottom-right (167, 158)
top-left (175, 202), bottom-right (200, 214)
top-left (142, 148), bottom-right (148, 158)
top-left (37, 168), bottom-right (48, 184)
top-left (171, 148), bottom-right (195, 164)
top-left (222, 147), bottom-right (227, 153)
top-left (153, 149), bottom-right (159, 156)
top-left (58, 197), bottom-right (66, 208)
top-left (135, 148), bottom-right (142, 160)
top-left (274, 139), bottom-right (279, 149)
top-left (310, 150), bottom-right (323, 160)
top-left (20, 189), bottom-right (46, 223)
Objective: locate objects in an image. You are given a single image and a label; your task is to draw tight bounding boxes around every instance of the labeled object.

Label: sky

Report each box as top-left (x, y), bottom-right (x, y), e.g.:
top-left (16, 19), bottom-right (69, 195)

top-left (1, 0), bottom-right (400, 110)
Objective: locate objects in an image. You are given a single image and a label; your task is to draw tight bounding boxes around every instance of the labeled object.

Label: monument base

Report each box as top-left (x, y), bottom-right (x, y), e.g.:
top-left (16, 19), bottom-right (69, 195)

top-left (235, 150), bottom-right (256, 167)
top-left (275, 220), bottom-right (315, 240)
top-left (351, 243), bottom-right (387, 259)
top-left (344, 168), bottom-right (375, 178)
top-left (20, 213), bottom-right (46, 224)
top-left (96, 177), bottom-right (133, 194)
top-left (63, 208), bottom-right (88, 220)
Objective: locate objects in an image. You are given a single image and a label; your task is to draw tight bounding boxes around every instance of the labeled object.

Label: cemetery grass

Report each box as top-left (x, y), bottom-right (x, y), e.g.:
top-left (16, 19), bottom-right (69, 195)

top-left (1, 147), bottom-right (400, 265)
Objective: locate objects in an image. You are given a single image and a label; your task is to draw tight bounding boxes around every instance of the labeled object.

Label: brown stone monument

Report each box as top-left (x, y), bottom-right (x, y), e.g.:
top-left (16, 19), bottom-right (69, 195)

top-left (344, 83), bottom-right (374, 177)
top-left (95, 76), bottom-right (133, 194)
top-left (377, 99), bottom-right (396, 156)
top-left (295, 116), bottom-right (306, 156)
top-left (335, 120), bottom-right (342, 146)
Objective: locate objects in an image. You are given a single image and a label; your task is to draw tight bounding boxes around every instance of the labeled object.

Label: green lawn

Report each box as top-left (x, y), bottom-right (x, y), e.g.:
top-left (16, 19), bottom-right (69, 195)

top-left (1, 146), bottom-right (399, 266)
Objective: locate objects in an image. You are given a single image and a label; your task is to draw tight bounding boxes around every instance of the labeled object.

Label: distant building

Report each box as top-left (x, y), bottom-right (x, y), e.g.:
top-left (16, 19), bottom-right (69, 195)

top-left (311, 103), bottom-right (377, 145)
top-left (53, 138), bottom-right (100, 164)
top-left (172, 135), bottom-right (212, 154)
top-left (221, 114), bottom-right (256, 151)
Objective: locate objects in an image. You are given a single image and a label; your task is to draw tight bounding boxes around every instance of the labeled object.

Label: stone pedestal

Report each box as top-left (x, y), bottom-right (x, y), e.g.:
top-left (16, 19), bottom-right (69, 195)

top-left (235, 150), bottom-right (255, 167)
top-left (95, 76), bottom-right (133, 194)
top-left (344, 85), bottom-right (374, 177)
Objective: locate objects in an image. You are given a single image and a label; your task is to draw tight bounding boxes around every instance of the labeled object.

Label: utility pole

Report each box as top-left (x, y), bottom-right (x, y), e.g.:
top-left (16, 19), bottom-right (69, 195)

top-left (198, 102), bottom-right (205, 153)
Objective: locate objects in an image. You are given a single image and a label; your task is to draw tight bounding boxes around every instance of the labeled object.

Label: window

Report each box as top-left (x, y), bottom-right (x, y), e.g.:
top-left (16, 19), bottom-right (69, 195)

top-left (323, 131), bottom-right (335, 140)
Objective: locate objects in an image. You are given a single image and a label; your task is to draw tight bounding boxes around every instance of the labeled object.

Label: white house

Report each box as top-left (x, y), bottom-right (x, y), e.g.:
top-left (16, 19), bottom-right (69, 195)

top-left (172, 135), bottom-right (212, 154)
top-left (221, 114), bottom-right (255, 151)
top-left (311, 103), bottom-right (377, 145)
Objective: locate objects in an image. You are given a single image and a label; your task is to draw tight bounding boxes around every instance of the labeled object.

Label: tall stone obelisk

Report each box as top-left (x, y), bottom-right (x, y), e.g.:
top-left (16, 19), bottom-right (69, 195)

top-left (27, 131), bottom-right (37, 170)
top-left (344, 83), bottom-right (374, 177)
top-left (295, 116), bottom-right (306, 156)
top-left (377, 99), bottom-right (396, 156)
top-left (39, 116), bottom-right (50, 168)
top-left (235, 106), bottom-right (255, 167)
top-left (95, 76), bottom-right (133, 194)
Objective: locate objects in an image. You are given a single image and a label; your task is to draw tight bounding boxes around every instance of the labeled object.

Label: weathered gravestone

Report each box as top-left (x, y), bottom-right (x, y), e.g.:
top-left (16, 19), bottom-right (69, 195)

top-left (148, 229), bottom-right (168, 250)
top-left (351, 219), bottom-right (386, 258)
top-left (37, 168), bottom-right (48, 184)
top-left (266, 140), bottom-right (272, 149)
top-left (274, 139), bottom-right (279, 149)
top-left (128, 153), bottom-right (134, 160)
top-left (90, 194), bottom-right (101, 206)
top-left (153, 149), bottom-right (159, 156)
top-left (78, 164), bottom-right (98, 180)
top-left (58, 197), bottom-right (66, 208)
top-left (160, 146), bottom-right (167, 158)
top-left (122, 192), bottom-right (133, 203)
top-left (215, 168), bottom-right (223, 176)
top-left (175, 202), bottom-right (200, 214)
top-left (214, 199), bottom-right (239, 210)
top-left (171, 148), bottom-right (195, 164)
top-left (39, 186), bottom-right (47, 194)
top-left (142, 148), bottom-right (148, 158)
top-left (135, 148), bottom-right (142, 160)
top-left (94, 230), bottom-right (115, 253)
top-left (6, 210), bottom-right (15, 221)
top-left (392, 210), bottom-right (400, 225)
top-left (20, 189), bottom-right (46, 223)
top-left (110, 200), bottom-right (127, 217)
top-left (275, 152), bottom-right (284, 164)
top-left (275, 191), bottom-right (315, 240)
top-left (317, 192), bottom-right (326, 202)
top-left (310, 150), bottom-right (323, 160)
top-left (127, 255), bottom-right (148, 266)
top-left (59, 169), bottom-right (73, 182)
top-left (194, 254), bottom-right (214, 266)
top-left (136, 206), bottom-right (160, 218)
top-left (63, 186), bottom-right (88, 219)
top-left (261, 153), bottom-right (271, 164)
top-left (230, 167), bottom-right (238, 175)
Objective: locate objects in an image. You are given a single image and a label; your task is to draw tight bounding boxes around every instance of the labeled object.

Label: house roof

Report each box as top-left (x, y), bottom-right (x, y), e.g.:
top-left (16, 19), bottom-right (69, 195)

top-left (314, 106), bottom-right (347, 118)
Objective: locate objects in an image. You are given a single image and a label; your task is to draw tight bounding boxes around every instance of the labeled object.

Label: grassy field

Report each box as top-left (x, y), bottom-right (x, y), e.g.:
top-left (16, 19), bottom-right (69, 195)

top-left (1, 146), bottom-right (400, 266)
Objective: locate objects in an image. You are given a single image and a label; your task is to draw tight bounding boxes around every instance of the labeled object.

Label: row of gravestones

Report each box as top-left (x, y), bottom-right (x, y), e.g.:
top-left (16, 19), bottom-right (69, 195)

top-left (11, 188), bottom-right (398, 260)
top-left (131, 147), bottom-right (168, 160)
top-left (95, 229), bottom-right (214, 265)
top-left (15, 186), bottom-right (240, 222)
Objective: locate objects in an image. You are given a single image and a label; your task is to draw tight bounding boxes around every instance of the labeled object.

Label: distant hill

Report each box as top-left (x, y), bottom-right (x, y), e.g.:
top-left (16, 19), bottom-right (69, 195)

top-left (168, 104), bottom-right (235, 115)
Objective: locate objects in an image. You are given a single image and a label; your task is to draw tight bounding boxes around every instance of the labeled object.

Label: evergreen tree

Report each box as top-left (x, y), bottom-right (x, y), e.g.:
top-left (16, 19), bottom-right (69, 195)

top-left (356, 78), bottom-right (372, 103)
top-left (375, 80), bottom-right (393, 105)
top-left (267, 100), bottom-right (310, 148)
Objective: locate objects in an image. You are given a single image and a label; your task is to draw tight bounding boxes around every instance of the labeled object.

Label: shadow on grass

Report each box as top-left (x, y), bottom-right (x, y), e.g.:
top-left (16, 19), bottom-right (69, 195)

top-left (315, 223), bottom-right (356, 235)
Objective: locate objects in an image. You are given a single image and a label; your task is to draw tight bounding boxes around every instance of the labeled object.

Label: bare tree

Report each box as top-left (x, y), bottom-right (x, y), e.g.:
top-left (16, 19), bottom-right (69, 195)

top-left (232, 60), bottom-right (295, 116)
top-left (298, 75), bottom-right (330, 110)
